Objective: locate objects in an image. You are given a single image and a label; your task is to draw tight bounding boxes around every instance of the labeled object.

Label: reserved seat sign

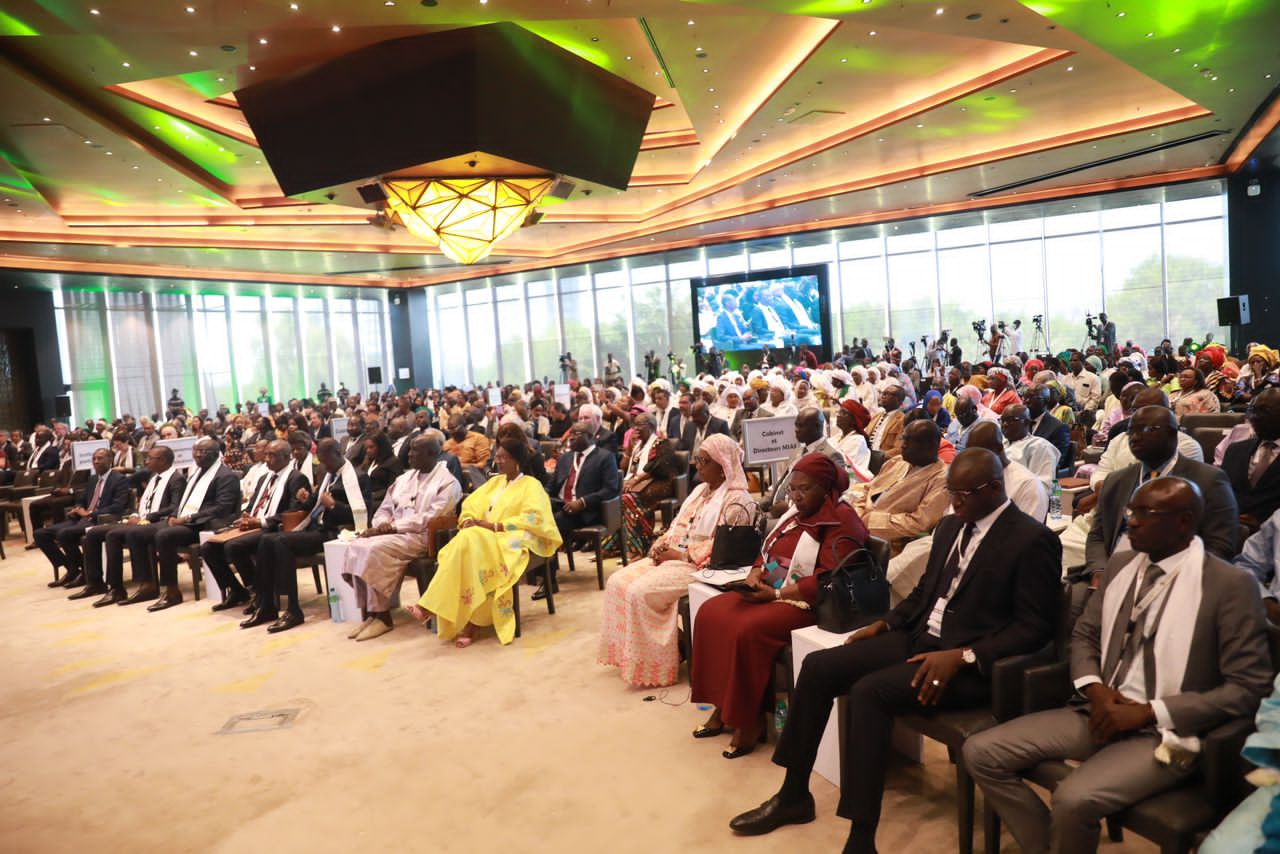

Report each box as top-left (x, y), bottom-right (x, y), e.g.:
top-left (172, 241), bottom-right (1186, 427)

top-left (743, 415), bottom-right (798, 465)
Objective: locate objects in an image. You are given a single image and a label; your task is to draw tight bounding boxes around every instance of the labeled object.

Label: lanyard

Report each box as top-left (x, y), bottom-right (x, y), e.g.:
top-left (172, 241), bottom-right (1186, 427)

top-left (1106, 567), bottom-right (1177, 685)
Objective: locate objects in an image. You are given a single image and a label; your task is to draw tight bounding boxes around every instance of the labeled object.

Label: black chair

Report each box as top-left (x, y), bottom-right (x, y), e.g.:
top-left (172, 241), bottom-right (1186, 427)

top-left (464, 465), bottom-right (488, 491)
top-left (1180, 412), bottom-right (1246, 432)
top-left (656, 473), bottom-right (690, 530)
top-left (1189, 426), bottom-right (1228, 463)
top-left (564, 495), bottom-right (626, 589)
top-left (982, 608), bottom-right (1280, 854)
top-left (868, 449), bottom-right (886, 476)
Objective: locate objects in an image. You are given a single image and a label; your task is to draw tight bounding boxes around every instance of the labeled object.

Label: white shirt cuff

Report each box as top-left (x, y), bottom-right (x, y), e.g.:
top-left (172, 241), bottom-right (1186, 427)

top-left (1073, 675), bottom-right (1102, 694)
top-left (1150, 699), bottom-right (1173, 730)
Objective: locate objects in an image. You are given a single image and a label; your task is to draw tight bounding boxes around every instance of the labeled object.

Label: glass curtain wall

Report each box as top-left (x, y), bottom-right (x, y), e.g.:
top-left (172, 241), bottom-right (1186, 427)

top-left (53, 288), bottom-right (394, 423)
top-left (425, 181), bottom-right (1229, 387)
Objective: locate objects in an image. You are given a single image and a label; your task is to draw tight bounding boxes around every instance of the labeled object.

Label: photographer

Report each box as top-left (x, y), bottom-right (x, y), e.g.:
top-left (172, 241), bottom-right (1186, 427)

top-left (559, 352), bottom-right (578, 383)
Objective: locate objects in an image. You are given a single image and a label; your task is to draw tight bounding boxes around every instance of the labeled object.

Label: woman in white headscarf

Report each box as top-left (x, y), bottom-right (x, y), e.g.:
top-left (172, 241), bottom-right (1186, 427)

top-left (598, 434), bottom-right (756, 687)
top-left (758, 376), bottom-right (798, 418)
top-left (712, 386), bottom-right (745, 440)
top-left (850, 367), bottom-right (880, 415)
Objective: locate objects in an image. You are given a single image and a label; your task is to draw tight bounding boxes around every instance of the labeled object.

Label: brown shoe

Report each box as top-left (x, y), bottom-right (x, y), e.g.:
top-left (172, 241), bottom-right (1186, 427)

top-left (93, 589), bottom-right (127, 608)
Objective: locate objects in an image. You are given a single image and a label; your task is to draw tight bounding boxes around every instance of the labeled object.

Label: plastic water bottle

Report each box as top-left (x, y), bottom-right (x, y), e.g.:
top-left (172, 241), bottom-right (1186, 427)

top-left (328, 584), bottom-right (342, 623)
top-left (1049, 479), bottom-right (1062, 520)
top-left (775, 694), bottom-right (788, 733)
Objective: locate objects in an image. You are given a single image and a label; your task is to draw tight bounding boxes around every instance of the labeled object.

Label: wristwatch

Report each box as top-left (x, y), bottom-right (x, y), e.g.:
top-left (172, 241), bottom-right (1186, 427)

top-left (961, 648), bottom-right (977, 666)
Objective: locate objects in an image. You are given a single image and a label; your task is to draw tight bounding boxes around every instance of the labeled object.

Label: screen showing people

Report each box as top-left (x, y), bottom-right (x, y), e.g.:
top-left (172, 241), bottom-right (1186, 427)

top-left (694, 270), bottom-right (826, 368)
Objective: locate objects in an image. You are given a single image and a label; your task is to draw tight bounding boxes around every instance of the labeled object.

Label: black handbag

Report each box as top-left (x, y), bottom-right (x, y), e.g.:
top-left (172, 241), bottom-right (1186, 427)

top-left (707, 524), bottom-right (763, 570)
top-left (815, 537), bottom-right (890, 633)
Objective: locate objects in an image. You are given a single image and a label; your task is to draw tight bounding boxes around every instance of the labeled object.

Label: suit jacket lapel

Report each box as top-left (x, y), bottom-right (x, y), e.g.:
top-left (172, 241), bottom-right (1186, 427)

top-left (950, 505), bottom-right (1014, 602)
top-left (913, 517), bottom-right (963, 621)
top-left (1100, 572), bottom-right (1137, 685)
top-left (1109, 466), bottom-right (1141, 550)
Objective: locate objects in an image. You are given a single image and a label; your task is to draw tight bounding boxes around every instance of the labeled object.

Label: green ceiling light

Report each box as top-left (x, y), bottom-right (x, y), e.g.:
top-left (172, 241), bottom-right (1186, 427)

top-left (0, 9), bottom-right (38, 35)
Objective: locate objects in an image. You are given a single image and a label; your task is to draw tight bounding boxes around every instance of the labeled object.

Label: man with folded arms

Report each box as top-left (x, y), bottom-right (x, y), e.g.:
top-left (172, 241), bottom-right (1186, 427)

top-left (200, 439), bottom-right (309, 614)
top-left (342, 434), bottom-right (461, 641)
top-left (729, 448), bottom-right (1061, 854)
top-left (147, 438), bottom-right (241, 612)
top-left (78, 445), bottom-right (187, 606)
top-left (965, 477), bottom-right (1271, 854)
top-left (242, 438), bottom-right (371, 633)
top-left (40, 448), bottom-right (131, 591)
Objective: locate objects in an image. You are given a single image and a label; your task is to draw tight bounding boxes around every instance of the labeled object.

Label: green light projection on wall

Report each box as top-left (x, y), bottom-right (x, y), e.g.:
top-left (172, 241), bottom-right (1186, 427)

top-left (0, 9), bottom-right (39, 35)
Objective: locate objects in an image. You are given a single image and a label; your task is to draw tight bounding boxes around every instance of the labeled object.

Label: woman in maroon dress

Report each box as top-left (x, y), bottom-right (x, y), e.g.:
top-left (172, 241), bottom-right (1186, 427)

top-left (691, 454), bottom-right (868, 758)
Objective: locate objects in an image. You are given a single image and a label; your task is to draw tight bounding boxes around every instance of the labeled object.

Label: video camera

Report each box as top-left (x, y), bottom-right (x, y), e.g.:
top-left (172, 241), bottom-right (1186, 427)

top-left (971, 320), bottom-right (987, 337)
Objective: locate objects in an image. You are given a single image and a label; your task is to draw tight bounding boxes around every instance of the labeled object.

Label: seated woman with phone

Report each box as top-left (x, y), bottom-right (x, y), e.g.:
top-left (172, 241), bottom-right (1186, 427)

top-left (597, 434), bottom-right (756, 688)
top-left (690, 454), bottom-right (868, 758)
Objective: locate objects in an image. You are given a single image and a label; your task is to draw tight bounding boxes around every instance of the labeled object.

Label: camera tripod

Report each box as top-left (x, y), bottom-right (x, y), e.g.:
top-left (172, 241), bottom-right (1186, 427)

top-left (1030, 322), bottom-right (1047, 354)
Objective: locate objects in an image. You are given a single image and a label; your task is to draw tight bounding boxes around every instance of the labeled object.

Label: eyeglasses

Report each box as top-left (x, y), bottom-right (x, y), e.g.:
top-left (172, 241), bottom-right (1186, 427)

top-left (947, 479), bottom-right (994, 499)
top-left (691, 454), bottom-right (711, 466)
top-left (1129, 424), bottom-right (1169, 436)
top-left (1124, 506), bottom-right (1182, 522)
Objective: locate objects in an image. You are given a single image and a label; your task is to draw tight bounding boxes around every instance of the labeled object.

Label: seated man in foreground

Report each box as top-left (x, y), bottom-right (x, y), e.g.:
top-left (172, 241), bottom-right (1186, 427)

top-left (341, 434), bottom-right (461, 641)
top-left (965, 477), bottom-right (1272, 854)
top-left (729, 448), bottom-right (1062, 853)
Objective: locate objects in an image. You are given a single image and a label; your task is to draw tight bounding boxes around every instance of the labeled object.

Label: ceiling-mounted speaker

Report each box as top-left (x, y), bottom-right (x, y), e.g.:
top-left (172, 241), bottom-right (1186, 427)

top-left (524, 210), bottom-right (544, 227)
top-left (547, 178), bottom-right (576, 200)
top-left (356, 183), bottom-right (388, 204)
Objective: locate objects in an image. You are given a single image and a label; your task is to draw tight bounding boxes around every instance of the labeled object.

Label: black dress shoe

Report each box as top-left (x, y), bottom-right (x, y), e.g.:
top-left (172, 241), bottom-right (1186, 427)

top-left (728, 794), bottom-right (816, 836)
top-left (722, 744), bottom-right (756, 759)
top-left (210, 588), bottom-right (250, 612)
top-left (93, 589), bottom-right (127, 608)
top-left (47, 574), bottom-right (66, 588)
top-left (243, 603), bottom-right (257, 616)
top-left (531, 579), bottom-right (559, 601)
top-left (59, 573), bottom-right (85, 589)
top-left (69, 585), bottom-right (107, 601)
top-left (240, 608), bottom-right (277, 629)
top-left (267, 610), bottom-right (304, 633)
top-left (146, 591), bottom-right (182, 612)
top-left (692, 724), bottom-right (725, 739)
top-left (120, 584), bottom-right (158, 605)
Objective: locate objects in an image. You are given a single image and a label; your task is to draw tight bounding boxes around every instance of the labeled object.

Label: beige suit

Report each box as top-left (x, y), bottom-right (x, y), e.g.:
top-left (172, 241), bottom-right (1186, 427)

top-left (845, 458), bottom-right (949, 555)
top-left (866, 409), bottom-right (905, 457)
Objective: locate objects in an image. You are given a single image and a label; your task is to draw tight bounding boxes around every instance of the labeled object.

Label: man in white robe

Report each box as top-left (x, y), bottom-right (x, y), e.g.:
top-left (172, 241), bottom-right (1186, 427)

top-left (341, 434), bottom-right (462, 641)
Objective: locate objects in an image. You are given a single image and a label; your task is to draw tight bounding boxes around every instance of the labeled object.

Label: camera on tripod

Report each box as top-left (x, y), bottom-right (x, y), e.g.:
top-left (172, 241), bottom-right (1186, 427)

top-left (1032, 315), bottom-right (1043, 327)
top-left (971, 320), bottom-right (987, 337)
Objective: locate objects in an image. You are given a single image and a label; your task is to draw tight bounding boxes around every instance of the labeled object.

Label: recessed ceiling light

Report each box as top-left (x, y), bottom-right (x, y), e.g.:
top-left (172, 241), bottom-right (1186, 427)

top-left (590, 36), bottom-right (599, 42)
top-left (1173, 48), bottom-right (1181, 53)
top-left (290, 2), bottom-right (299, 9)
top-left (1116, 10), bottom-right (1126, 17)
top-left (186, 6), bottom-right (196, 13)
top-left (157, 178), bottom-right (164, 182)
top-left (259, 38), bottom-right (268, 45)
top-left (916, 123), bottom-right (924, 128)
top-left (840, 57), bottom-right (847, 63)
top-left (189, 50), bottom-right (199, 56)
top-left (122, 61), bottom-right (131, 67)
top-left (687, 19), bottom-right (694, 26)
top-left (331, 24), bottom-right (341, 32)
top-left (84, 139), bottom-right (92, 144)
top-left (625, 55), bottom-right (631, 60)
top-left (89, 8), bottom-right (100, 14)
top-left (249, 65), bottom-right (256, 70)
top-left (936, 7), bottom-right (945, 15)
top-left (42, 116), bottom-right (50, 121)
top-left (479, 0), bottom-right (487, 4)
top-left (1066, 66), bottom-right (1074, 71)
top-left (385, 0), bottom-right (396, 5)
top-left (216, 76), bottom-right (224, 82)
top-left (132, 165), bottom-right (139, 170)
top-left (708, 87), bottom-right (715, 92)
top-left (1009, 88), bottom-right (1017, 93)
top-left (105, 151), bottom-right (112, 155)
top-left (868, 30), bottom-right (877, 36)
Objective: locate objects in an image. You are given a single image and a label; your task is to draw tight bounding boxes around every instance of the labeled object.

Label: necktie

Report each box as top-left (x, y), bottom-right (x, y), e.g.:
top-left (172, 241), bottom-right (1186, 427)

top-left (252, 473), bottom-right (279, 518)
top-left (87, 474), bottom-right (107, 514)
top-left (141, 475), bottom-right (161, 516)
top-left (937, 522), bottom-right (976, 594)
top-left (562, 452), bottom-right (583, 502)
top-left (1110, 564), bottom-right (1165, 690)
top-left (178, 466), bottom-right (206, 515)
top-left (1251, 441), bottom-right (1279, 487)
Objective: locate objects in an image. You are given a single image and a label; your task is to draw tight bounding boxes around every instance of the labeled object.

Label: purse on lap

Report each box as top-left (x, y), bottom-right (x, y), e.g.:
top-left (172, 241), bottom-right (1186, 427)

top-left (815, 536), bottom-right (890, 633)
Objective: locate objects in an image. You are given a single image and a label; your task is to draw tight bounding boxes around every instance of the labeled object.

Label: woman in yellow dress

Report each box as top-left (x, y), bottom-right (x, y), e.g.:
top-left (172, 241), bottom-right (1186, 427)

top-left (407, 436), bottom-right (562, 647)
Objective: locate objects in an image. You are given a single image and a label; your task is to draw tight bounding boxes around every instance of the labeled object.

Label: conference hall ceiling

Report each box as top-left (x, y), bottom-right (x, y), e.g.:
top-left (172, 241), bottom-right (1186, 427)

top-left (0, 0), bottom-right (1277, 289)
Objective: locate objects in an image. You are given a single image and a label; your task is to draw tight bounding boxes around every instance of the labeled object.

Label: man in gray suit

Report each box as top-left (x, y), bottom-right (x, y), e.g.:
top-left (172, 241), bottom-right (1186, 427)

top-left (1082, 406), bottom-right (1238, 581)
top-left (964, 477), bottom-right (1271, 854)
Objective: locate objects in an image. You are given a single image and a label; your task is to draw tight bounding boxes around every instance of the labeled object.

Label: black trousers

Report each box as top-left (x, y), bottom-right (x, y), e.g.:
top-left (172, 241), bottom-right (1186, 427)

top-left (82, 523), bottom-right (121, 587)
top-left (772, 630), bottom-right (990, 831)
top-left (33, 517), bottom-right (95, 574)
top-left (115, 524), bottom-right (163, 587)
top-left (154, 525), bottom-right (200, 586)
top-left (200, 531), bottom-right (264, 595)
top-left (255, 530), bottom-right (328, 614)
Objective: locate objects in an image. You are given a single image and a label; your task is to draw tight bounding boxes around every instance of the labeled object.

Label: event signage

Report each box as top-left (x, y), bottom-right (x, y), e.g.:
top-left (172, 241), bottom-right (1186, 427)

top-left (330, 417), bottom-right (349, 443)
top-left (158, 436), bottom-right (200, 470)
top-left (742, 416), bottom-right (799, 465)
top-left (553, 384), bottom-right (572, 407)
top-left (487, 387), bottom-right (503, 407)
top-left (72, 439), bottom-right (109, 471)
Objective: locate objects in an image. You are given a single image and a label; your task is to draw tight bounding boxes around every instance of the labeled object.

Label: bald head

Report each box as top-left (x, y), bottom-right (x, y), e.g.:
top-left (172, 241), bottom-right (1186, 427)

top-left (1127, 476), bottom-right (1203, 559)
top-left (1132, 387), bottom-right (1170, 410)
top-left (965, 421), bottom-right (1008, 463)
top-left (947, 448), bottom-right (1007, 522)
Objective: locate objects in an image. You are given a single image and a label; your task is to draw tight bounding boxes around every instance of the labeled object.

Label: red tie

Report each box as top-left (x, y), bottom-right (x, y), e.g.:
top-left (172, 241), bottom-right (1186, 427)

top-left (562, 453), bottom-right (582, 502)
top-left (87, 475), bottom-right (107, 514)
top-left (252, 473), bottom-right (279, 518)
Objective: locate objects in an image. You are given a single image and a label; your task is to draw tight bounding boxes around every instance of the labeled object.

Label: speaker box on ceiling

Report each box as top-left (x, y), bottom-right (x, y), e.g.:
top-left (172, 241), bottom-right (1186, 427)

top-left (367, 367), bottom-right (383, 385)
top-left (54, 394), bottom-right (72, 419)
top-left (1217, 295), bottom-right (1251, 326)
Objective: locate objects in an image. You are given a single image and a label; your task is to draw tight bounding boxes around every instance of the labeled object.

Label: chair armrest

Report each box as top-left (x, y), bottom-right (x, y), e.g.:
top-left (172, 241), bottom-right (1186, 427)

top-left (990, 646), bottom-right (1056, 722)
top-left (1202, 715), bottom-right (1259, 812)
top-left (1023, 661), bottom-right (1072, 714)
top-left (9, 485), bottom-right (39, 498)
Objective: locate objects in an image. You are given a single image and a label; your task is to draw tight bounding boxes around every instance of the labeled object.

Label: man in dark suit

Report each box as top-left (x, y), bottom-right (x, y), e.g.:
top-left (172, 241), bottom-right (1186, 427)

top-left (1084, 406), bottom-right (1238, 580)
top-left (651, 385), bottom-right (683, 442)
top-left (1221, 386), bottom-right (1280, 533)
top-left (712, 293), bottom-right (753, 350)
top-left (79, 445), bottom-right (187, 605)
top-left (966, 477), bottom-right (1271, 854)
top-left (678, 400), bottom-right (730, 461)
top-left (200, 439), bottom-right (309, 613)
top-left (341, 413), bottom-right (366, 466)
top-left (540, 422), bottom-right (622, 599)
top-left (573, 403), bottom-right (620, 458)
top-left (22, 427), bottom-right (59, 475)
top-left (147, 437), bottom-right (242, 612)
top-left (1023, 384), bottom-right (1072, 477)
top-left (242, 438), bottom-right (372, 633)
top-left (728, 448), bottom-right (1061, 853)
top-left (39, 448), bottom-right (132, 590)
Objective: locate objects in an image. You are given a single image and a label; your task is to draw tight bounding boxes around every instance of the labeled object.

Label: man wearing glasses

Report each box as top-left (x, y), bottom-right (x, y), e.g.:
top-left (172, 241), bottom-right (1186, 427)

top-left (999, 404), bottom-right (1060, 491)
top-left (1221, 387), bottom-right (1280, 537)
top-left (1082, 406), bottom-right (1238, 586)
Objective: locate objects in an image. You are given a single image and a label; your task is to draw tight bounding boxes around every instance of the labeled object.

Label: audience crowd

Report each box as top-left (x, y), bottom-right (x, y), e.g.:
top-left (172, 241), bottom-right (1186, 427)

top-left (7, 329), bottom-right (1280, 853)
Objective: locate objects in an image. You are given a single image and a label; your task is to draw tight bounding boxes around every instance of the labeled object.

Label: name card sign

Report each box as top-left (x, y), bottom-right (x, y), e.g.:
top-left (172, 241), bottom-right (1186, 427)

top-left (330, 417), bottom-right (349, 443)
top-left (158, 436), bottom-right (200, 471)
top-left (257, 402), bottom-right (271, 417)
top-left (743, 415), bottom-right (799, 465)
top-left (72, 439), bottom-right (109, 471)
top-left (553, 384), bottom-right (572, 407)
top-left (487, 387), bottom-right (503, 407)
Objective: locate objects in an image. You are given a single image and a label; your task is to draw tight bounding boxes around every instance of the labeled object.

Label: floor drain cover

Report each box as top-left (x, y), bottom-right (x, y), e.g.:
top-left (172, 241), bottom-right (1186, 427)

top-left (217, 707), bottom-right (302, 735)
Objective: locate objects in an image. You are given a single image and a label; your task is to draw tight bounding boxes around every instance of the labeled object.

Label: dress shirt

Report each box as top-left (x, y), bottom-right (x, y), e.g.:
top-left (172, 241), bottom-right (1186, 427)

top-left (926, 499), bottom-right (1011, 637)
top-left (1090, 430), bottom-right (1203, 491)
top-left (1004, 435), bottom-right (1060, 488)
top-left (1235, 507), bottom-right (1280, 600)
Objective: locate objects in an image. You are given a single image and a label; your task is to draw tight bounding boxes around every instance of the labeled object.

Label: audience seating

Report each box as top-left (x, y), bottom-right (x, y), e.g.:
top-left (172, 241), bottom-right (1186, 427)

top-left (981, 605), bottom-right (1280, 854)
top-left (564, 494), bottom-right (626, 589)
top-left (656, 472), bottom-right (690, 530)
top-left (868, 449), bottom-right (885, 476)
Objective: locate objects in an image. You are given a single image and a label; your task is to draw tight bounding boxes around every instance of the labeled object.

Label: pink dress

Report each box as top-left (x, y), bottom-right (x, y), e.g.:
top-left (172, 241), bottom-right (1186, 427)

top-left (597, 483), bottom-right (755, 687)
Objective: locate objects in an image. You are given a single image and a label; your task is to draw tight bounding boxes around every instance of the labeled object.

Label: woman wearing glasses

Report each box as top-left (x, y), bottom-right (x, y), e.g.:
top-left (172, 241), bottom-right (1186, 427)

top-left (690, 454), bottom-right (868, 758)
top-left (598, 434), bottom-right (756, 687)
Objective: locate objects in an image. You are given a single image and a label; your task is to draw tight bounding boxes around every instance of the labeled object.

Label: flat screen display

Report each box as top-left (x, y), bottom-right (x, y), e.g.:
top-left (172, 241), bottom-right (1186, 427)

top-left (691, 265), bottom-right (830, 370)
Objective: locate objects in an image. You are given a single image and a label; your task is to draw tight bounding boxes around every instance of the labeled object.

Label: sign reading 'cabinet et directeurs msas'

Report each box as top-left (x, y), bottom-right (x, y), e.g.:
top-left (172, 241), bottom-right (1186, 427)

top-left (743, 415), bottom-right (798, 465)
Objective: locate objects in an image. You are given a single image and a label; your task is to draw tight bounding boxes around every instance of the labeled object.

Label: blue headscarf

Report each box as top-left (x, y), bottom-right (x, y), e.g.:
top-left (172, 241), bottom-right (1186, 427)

top-left (920, 390), bottom-right (952, 429)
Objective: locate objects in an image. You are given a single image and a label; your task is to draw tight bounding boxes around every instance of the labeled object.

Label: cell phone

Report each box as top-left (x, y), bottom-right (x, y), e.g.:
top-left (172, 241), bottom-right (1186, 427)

top-left (723, 581), bottom-right (756, 594)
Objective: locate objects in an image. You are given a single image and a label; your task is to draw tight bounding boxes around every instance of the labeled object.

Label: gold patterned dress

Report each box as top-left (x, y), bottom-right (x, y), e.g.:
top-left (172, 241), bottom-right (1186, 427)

top-left (418, 473), bottom-right (562, 644)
